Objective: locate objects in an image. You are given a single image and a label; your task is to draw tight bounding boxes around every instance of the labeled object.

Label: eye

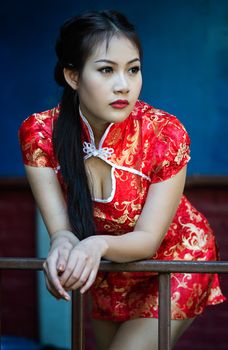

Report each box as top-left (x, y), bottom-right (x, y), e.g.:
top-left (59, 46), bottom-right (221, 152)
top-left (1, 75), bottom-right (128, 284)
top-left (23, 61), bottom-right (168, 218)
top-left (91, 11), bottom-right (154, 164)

top-left (98, 66), bottom-right (113, 74)
top-left (129, 66), bottom-right (141, 75)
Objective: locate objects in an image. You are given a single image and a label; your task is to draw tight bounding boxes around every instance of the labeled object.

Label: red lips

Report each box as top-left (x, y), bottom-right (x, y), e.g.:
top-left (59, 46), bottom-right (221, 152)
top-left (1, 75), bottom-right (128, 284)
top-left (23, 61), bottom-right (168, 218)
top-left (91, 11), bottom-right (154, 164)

top-left (110, 100), bottom-right (129, 109)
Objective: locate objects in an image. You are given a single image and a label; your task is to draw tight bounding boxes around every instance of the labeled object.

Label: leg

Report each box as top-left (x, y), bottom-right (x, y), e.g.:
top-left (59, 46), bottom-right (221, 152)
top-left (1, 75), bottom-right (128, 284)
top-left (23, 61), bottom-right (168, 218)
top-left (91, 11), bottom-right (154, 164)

top-left (170, 317), bottom-right (195, 348)
top-left (91, 318), bottom-right (120, 350)
top-left (108, 317), bottom-right (195, 350)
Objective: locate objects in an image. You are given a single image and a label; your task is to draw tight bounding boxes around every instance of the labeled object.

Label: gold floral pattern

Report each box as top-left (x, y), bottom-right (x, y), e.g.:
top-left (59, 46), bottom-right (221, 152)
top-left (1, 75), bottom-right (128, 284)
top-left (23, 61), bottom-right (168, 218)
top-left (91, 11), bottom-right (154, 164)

top-left (174, 143), bottom-right (189, 165)
top-left (19, 100), bottom-right (226, 322)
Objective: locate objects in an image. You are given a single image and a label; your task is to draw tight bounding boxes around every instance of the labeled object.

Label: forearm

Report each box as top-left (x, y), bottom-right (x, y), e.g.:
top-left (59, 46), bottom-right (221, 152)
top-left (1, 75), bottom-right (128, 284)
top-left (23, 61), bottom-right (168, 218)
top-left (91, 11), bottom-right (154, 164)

top-left (50, 230), bottom-right (79, 249)
top-left (100, 230), bottom-right (162, 263)
top-left (99, 168), bottom-right (186, 263)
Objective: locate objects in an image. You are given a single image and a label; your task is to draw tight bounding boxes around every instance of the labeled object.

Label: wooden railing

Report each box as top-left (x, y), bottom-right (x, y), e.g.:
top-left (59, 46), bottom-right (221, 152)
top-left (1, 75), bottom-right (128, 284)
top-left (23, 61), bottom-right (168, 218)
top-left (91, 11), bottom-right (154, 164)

top-left (0, 258), bottom-right (228, 350)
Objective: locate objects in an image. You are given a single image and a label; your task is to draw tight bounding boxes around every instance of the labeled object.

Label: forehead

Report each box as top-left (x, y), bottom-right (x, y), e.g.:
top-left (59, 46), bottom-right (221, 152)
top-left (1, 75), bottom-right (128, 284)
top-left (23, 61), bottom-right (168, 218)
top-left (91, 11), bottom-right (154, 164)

top-left (87, 35), bottom-right (140, 63)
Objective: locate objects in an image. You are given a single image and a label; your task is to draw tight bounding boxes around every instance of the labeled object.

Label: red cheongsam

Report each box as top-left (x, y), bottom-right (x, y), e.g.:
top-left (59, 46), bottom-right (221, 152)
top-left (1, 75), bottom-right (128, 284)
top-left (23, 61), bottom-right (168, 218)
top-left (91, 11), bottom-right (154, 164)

top-left (19, 100), bottom-right (226, 321)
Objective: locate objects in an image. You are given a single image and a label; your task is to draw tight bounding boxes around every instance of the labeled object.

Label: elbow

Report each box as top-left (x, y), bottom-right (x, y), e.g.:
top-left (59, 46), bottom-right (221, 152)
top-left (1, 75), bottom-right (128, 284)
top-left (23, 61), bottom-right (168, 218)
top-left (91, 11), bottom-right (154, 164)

top-left (139, 231), bottom-right (164, 260)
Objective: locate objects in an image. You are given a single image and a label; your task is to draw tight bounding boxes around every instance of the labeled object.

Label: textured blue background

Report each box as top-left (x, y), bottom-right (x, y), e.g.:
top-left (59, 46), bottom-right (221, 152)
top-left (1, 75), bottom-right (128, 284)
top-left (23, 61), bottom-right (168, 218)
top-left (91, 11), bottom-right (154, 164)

top-left (1, 1), bottom-right (228, 347)
top-left (1, 0), bottom-right (228, 176)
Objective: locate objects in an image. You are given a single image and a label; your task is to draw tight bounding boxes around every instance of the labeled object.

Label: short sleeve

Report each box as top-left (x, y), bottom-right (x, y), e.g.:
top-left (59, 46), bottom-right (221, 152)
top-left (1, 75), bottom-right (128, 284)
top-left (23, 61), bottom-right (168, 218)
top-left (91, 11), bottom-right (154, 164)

top-left (150, 116), bottom-right (191, 183)
top-left (18, 114), bottom-right (54, 168)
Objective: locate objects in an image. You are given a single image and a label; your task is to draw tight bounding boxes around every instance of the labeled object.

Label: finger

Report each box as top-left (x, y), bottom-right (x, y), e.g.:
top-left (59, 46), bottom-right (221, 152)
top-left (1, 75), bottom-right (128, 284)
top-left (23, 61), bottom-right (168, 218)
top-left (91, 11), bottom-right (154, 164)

top-left (45, 254), bottom-right (71, 301)
top-left (56, 243), bottom-right (72, 273)
top-left (59, 247), bottom-right (89, 286)
top-left (43, 263), bottom-right (61, 299)
top-left (59, 256), bottom-right (79, 286)
top-left (44, 276), bottom-right (62, 300)
top-left (80, 268), bottom-right (98, 294)
top-left (62, 254), bottom-right (89, 288)
top-left (43, 264), bottom-right (65, 300)
top-left (65, 263), bottom-right (91, 290)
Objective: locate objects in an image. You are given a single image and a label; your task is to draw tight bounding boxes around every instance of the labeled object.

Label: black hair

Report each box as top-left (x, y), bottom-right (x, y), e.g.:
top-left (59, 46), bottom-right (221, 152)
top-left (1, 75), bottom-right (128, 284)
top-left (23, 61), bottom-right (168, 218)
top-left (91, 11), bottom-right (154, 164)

top-left (53, 10), bottom-right (142, 240)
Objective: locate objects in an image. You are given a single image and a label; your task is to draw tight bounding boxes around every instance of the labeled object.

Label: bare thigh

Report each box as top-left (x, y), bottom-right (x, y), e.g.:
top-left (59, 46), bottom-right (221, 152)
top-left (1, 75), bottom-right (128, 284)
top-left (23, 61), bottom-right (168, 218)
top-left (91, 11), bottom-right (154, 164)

top-left (91, 319), bottom-right (120, 350)
top-left (108, 317), bottom-right (195, 350)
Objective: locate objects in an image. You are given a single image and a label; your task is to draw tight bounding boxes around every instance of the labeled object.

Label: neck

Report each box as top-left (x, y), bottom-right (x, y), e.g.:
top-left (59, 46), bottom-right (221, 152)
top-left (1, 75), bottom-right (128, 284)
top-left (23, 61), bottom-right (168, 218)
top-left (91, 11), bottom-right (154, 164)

top-left (88, 120), bottom-right (109, 147)
top-left (79, 106), bottom-right (110, 147)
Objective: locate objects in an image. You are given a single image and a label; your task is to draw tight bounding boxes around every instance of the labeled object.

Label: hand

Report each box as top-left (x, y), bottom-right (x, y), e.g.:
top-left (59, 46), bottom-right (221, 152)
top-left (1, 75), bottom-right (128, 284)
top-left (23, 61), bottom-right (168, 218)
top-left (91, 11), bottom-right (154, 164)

top-left (43, 230), bottom-right (79, 301)
top-left (59, 236), bottom-right (107, 294)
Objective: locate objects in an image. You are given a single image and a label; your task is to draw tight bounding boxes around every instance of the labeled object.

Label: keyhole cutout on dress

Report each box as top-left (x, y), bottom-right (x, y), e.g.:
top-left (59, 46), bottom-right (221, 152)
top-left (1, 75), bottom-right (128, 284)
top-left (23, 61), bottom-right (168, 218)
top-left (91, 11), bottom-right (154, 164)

top-left (84, 157), bottom-right (113, 201)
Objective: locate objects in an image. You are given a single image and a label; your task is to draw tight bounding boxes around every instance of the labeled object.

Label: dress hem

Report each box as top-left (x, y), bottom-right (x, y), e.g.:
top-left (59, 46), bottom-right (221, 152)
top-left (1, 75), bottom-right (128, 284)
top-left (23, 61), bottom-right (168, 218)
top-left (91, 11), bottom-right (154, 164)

top-left (91, 296), bottom-right (226, 322)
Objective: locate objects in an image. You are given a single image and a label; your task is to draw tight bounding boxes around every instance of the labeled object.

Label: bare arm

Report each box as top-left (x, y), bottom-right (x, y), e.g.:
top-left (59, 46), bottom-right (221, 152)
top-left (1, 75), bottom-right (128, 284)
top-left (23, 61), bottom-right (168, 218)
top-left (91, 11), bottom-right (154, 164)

top-left (25, 164), bottom-right (186, 296)
top-left (99, 166), bottom-right (187, 262)
top-left (25, 165), bottom-right (79, 299)
top-left (25, 166), bottom-right (74, 238)
top-left (25, 165), bottom-right (105, 298)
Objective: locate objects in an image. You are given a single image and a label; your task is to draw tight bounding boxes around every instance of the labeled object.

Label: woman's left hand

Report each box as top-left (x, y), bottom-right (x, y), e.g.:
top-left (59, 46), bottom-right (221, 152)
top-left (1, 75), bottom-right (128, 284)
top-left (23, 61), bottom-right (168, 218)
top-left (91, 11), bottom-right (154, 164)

top-left (58, 236), bottom-right (108, 294)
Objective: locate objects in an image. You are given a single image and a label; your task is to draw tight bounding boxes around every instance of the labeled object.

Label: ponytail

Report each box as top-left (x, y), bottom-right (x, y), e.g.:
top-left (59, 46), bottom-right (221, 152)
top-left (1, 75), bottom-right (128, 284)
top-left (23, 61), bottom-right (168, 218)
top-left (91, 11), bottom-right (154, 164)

top-left (53, 10), bottom-right (142, 240)
top-left (53, 86), bottom-right (95, 240)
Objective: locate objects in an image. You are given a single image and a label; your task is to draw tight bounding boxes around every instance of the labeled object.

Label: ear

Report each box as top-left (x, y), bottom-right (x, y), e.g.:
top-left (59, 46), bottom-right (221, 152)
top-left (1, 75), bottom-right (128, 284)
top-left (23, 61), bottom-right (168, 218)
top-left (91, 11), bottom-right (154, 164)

top-left (63, 68), bottom-right (79, 90)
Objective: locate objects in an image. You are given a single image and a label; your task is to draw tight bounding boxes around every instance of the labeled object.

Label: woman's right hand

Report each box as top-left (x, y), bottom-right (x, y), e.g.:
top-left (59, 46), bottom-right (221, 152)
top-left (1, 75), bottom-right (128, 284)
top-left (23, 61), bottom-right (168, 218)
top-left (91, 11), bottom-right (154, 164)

top-left (43, 230), bottom-right (79, 301)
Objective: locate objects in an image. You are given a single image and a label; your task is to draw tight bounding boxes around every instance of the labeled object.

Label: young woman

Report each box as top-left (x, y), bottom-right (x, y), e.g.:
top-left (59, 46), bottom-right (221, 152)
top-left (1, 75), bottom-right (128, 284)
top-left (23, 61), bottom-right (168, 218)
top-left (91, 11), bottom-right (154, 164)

top-left (19, 10), bottom-right (225, 350)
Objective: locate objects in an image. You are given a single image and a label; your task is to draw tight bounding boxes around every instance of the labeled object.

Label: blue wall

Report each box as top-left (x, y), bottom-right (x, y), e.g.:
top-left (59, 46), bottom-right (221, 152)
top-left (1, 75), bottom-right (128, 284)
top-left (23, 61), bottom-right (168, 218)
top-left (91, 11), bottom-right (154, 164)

top-left (1, 0), bottom-right (228, 176)
top-left (1, 1), bottom-right (228, 348)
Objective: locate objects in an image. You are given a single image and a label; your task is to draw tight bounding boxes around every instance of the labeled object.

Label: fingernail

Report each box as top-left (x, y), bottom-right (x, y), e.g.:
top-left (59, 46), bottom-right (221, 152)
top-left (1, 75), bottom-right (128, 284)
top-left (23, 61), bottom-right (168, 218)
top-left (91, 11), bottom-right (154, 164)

top-left (58, 265), bottom-right (64, 271)
top-left (65, 294), bottom-right (71, 301)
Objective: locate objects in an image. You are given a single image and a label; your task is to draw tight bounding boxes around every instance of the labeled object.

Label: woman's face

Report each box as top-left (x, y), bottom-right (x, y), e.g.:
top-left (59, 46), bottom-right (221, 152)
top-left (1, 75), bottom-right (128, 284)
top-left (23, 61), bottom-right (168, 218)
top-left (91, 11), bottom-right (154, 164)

top-left (76, 35), bottom-right (142, 129)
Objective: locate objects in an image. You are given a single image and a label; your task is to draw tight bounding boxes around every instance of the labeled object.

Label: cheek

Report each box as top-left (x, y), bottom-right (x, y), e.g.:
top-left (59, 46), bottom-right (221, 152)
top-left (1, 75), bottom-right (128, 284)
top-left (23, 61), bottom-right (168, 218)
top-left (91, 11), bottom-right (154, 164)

top-left (79, 85), bottom-right (105, 109)
top-left (137, 75), bottom-right (143, 91)
top-left (80, 77), bottom-right (107, 99)
top-left (131, 81), bottom-right (142, 99)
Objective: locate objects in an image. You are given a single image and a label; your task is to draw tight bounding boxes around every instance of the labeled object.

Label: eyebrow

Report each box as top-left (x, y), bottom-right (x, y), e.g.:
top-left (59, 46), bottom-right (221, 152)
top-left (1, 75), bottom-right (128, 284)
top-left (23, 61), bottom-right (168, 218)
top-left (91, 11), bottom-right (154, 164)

top-left (94, 58), bottom-right (140, 65)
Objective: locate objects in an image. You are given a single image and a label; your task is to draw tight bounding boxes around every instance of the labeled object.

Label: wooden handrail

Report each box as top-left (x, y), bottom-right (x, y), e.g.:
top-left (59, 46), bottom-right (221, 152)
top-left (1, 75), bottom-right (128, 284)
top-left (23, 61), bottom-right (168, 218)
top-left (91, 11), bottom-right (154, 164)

top-left (1, 175), bottom-right (228, 189)
top-left (0, 258), bottom-right (228, 350)
top-left (1, 258), bottom-right (228, 273)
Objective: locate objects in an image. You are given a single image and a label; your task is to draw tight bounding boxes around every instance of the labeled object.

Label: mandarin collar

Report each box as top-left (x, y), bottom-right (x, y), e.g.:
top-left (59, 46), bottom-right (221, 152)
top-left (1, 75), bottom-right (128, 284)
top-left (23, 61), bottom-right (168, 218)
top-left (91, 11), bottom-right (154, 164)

top-left (79, 107), bottom-right (128, 160)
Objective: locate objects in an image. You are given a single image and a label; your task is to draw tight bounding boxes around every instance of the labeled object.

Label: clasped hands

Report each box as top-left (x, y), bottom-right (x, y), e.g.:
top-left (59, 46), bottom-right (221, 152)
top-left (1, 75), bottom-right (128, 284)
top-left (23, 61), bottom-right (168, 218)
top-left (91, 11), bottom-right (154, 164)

top-left (43, 230), bottom-right (107, 301)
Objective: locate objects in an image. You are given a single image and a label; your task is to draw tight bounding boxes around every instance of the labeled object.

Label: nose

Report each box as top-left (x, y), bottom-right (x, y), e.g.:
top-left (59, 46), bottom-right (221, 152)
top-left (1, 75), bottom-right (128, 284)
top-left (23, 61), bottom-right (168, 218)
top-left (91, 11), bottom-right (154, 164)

top-left (113, 73), bottom-right (129, 94)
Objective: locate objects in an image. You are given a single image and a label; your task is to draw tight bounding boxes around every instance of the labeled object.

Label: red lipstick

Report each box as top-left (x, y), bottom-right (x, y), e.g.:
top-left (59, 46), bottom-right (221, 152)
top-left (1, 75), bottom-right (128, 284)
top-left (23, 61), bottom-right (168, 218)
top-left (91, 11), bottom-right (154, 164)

top-left (110, 100), bottom-right (129, 109)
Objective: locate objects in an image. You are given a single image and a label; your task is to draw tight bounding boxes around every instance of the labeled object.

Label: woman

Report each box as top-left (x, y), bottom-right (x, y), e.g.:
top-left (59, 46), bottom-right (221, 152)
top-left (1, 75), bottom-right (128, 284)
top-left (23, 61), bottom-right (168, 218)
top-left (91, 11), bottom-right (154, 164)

top-left (19, 10), bottom-right (225, 350)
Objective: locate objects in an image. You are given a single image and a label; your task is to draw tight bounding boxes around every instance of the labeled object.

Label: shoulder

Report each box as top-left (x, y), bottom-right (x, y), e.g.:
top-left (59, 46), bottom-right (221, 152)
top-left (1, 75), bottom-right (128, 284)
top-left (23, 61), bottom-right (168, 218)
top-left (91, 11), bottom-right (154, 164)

top-left (131, 100), bottom-right (189, 140)
top-left (19, 105), bottom-right (60, 140)
top-left (129, 100), bottom-right (190, 151)
top-left (18, 105), bottom-right (60, 168)
top-left (131, 101), bottom-right (191, 182)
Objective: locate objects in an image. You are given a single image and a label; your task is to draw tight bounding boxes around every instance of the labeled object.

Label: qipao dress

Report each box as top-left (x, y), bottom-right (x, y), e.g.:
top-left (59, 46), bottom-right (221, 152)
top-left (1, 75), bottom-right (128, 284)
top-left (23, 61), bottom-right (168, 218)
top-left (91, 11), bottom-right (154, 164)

top-left (19, 100), bottom-right (226, 321)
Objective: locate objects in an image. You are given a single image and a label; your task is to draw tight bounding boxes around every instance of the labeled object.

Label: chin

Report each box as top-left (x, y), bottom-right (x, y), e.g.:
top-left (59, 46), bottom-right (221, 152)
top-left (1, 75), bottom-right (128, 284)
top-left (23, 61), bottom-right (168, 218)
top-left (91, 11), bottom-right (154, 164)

top-left (110, 114), bottom-right (129, 124)
top-left (109, 109), bottom-right (132, 123)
